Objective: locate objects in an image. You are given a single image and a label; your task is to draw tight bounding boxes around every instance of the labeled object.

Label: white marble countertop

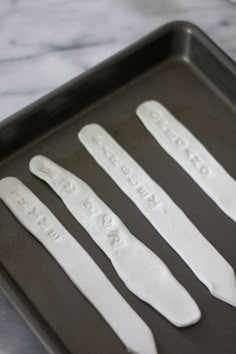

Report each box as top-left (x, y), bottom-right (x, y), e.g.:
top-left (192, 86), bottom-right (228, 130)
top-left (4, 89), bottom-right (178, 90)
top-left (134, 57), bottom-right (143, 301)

top-left (0, 1), bottom-right (236, 353)
top-left (0, 0), bottom-right (235, 122)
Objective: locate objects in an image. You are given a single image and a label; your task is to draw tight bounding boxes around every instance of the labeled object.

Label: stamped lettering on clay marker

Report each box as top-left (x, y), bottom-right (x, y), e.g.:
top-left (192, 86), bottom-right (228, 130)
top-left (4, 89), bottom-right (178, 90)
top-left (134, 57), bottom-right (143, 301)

top-left (98, 212), bottom-right (114, 228)
top-left (149, 111), bottom-right (211, 177)
top-left (78, 124), bottom-right (236, 308)
top-left (80, 197), bottom-right (100, 216)
top-left (11, 187), bottom-right (60, 241)
top-left (137, 101), bottom-right (236, 222)
top-left (92, 134), bottom-right (166, 215)
top-left (31, 156), bottom-right (206, 326)
top-left (37, 161), bottom-right (77, 195)
top-left (107, 229), bottom-right (127, 256)
top-left (1, 177), bottom-right (160, 353)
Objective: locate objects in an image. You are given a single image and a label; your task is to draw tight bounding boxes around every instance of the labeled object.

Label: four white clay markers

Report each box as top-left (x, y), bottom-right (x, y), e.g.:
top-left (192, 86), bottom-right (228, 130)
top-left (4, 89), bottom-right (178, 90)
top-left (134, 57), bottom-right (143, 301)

top-left (0, 100), bottom-right (235, 354)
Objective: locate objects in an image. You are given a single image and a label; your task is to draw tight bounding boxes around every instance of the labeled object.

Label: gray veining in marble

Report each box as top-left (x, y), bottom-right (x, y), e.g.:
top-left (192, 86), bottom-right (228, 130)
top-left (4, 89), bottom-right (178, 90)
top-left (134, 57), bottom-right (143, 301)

top-left (0, 0), bottom-right (235, 121)
top-left (0, 1), bottom-right (236, 353)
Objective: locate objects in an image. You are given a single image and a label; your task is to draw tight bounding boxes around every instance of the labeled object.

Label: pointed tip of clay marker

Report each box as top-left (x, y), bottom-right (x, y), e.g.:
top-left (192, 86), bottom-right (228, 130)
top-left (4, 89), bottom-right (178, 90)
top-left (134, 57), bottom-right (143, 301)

top-left (144, 328), bottom-right (158, 354)
top-left (210, 266), bottom-right (236, 308)
top-left (127, 325), bottom-right (158, 354)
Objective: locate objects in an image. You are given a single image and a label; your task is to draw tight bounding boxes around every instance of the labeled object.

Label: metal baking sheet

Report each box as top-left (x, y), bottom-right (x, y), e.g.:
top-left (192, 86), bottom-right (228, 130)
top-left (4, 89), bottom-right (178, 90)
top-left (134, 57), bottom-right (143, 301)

top-left (0, 21), bottom-right (236, 354)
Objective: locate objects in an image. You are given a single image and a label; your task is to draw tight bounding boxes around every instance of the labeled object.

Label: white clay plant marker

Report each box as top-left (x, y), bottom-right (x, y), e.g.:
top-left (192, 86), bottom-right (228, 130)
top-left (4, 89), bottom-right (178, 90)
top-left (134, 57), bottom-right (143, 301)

top-left (78, 124), bottom-right (236, 307)
top-left (30, 155), bottom-right (201, 327)
top-left (0, 177), bottom-right (157, 354)
top-left (136, 100), bottom-right (236, 223)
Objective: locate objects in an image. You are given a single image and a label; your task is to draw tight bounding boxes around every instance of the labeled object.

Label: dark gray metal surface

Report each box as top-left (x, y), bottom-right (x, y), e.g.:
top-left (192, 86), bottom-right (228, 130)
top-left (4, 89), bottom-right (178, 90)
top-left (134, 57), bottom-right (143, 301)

top-left (0, 22), bottom-right (235, 354)
top-left (0, 291), bottom-right (46, 354)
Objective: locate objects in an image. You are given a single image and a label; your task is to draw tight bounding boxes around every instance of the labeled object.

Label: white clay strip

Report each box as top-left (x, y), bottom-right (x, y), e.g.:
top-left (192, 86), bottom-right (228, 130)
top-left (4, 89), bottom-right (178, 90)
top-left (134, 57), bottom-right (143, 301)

top-left (78, 124), bottom-right (236, 307)
top-left (30, 155), bottom-right (201, 328)
top-left (0, 177), bottom-right (157, 354)
top-left (136, 100), bottom-right (236, 223)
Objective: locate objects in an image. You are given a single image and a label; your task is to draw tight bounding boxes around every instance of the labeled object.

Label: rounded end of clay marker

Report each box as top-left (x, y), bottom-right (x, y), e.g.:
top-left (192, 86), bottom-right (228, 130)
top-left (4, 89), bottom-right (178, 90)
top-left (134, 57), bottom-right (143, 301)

top-left (78, 123), bottom-right (104, 143)
top-left (175, 306), bottom-right (202, 328)
top-left (0, 177), bottom-right (22, 199)
top-left (0, 176), bottom-right (20, 187)
top-left (29, 155), bottom-right (47, 175)
top-left (162, 277), bottom-right (202, 328)
top-left (136, 100), bottom-right (169, 121)
top-left (136, 100), bottom-right (157, 115)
